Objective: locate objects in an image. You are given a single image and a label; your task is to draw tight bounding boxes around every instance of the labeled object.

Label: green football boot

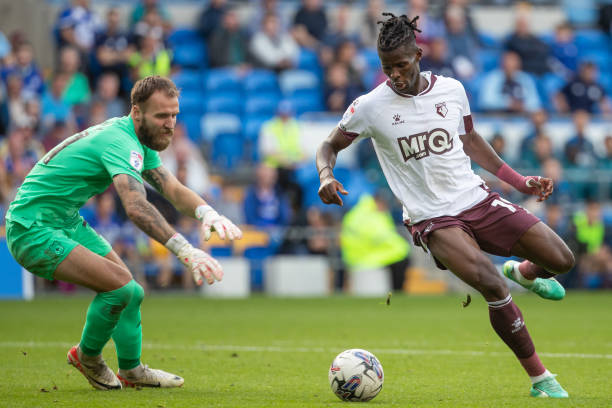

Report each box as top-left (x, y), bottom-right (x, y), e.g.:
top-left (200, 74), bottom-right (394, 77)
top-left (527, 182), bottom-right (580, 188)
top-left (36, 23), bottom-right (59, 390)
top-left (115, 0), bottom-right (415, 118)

top-left (530, 375), bottom-right (569, 398)
top-left (502, 261), bottom-right (566, 301)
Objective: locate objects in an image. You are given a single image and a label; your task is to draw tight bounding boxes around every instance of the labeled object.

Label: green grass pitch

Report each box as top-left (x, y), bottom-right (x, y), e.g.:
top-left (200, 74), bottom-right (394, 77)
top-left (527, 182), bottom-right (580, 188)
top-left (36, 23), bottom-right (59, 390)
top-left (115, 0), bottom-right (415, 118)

top-left (1, 292), bottom-right (611, 407)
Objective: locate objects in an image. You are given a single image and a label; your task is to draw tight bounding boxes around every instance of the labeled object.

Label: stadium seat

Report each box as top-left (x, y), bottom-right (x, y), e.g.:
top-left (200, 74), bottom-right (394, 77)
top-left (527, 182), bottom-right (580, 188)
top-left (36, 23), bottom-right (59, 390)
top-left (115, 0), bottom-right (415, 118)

top-left (173, 42), bottom-right (207, 69)
top-left (478, 32), bottom-right (501, 49)
top-left (178, 91), bottom-right (203, 115)
top-left (204, 68), bottom-right (242, 93)
top-left (200, 113), bottom-right (241, 143)
top-left (212, 132), bottom-right (244, 170)
top-left (202, 93), bottom-right (243, 115)
top-left (278, 69), bottom-right (320, 96)
top-left (297, 47), bottom-right (322, 75)
top-left (575, 30), bottom-right (609, 53)
top-left (243, 115), bottom-right (272, 143)
top-left (243, 69), bottom-right (279, 94)
top-left (244, 94), bottom-right (279, 116)
top-left (360, 48), bottom-right (381, 70)
top-left (479, 49), bottom-right (500, 72)
top-left (168, 28), bottom-right (201, 48)
top-left (286, 89), bottom-right (323, 115)
top-left (178, 113), bottom-right (204, 142)
top-left (172, 70), bottom-right (202, 91)
top-left (538, 73), bottom-right (566, 110)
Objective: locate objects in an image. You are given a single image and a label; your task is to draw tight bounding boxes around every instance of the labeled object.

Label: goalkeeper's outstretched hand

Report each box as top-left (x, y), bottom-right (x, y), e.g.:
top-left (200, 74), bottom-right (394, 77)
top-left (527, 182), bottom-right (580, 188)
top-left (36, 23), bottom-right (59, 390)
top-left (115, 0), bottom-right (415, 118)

top-left (196, 205), bottom-right (243, 241)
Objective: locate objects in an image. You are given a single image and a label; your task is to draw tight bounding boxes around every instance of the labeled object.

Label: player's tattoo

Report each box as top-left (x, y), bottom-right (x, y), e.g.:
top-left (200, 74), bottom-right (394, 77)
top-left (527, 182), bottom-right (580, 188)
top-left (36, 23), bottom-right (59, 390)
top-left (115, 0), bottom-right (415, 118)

top-left (113, 174), bottom-right (175, 243)
top-left (142, 167), bottom-right (169, 195)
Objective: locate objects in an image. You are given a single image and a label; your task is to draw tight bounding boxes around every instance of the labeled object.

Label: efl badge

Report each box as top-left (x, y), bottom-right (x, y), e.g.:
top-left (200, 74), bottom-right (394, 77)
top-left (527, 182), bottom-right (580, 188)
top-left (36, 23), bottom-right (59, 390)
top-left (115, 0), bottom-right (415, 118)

top-left (130, 150), bottom-right (143, 171)
top-left (435, 102), bottom-right (448, 118)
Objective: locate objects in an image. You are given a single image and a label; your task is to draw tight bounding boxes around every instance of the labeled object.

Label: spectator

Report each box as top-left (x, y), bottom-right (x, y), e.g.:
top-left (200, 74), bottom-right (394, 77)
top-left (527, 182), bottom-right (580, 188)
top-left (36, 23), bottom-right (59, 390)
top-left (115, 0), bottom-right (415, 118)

top-left (551, 22), bottom-right (578, 75)
top-left (519, 110), bottom-right (548, 161)
top-left (334, 40), bottom-right (365, 86)
top-left (0, 31), bottom-right (10, 61)
top-left (128, 32), bottom-right (171, 80)
top-left (208, 8), bottom-right (251, 69)
top-left (41, 120), bottom-right (71, 152)
top-left (504, 13), bottom-right (551, 76)
top-left (132, 9), bottom-right (166, 46)
top-left (360, 0), bottom-right (385, 48)
top-left (340, 193), bottom-right (411, 292)
top-left (323, 4), bottom-right (359, 49)
top-left (258, 101), bottom-right (305, 212)
top-left (292, 0), bottom-right (328, 49)
top-left (4, 74), bottom-right (31, 129)
top-left (408, 0), bottom-right (445, 47)
top-left (324, 62), bottom-right (362, 113)
top-left (555, 61), bottom-right (611, 114)
top-left (94, 8), bottom-right (133, 85)
top-left (250, 13), bottom-right (299, 71)
top-left (444, 4), bottom-right (477, 79)
top-left (564, 110), bottom-right (597, 168)
top-left (541, 200), bottom-right (570, 241)
top-left (91, 72), bottom-right (127, 119)
top-left (600, 135), bottom-right (612, 169)
top-left (198, 0), bottom-right (228, 41)
top-left (131, 0), bottom-right (172, 32)
top-left (248, 0), bottom-right (285, 35)
top-left (1, 41), bottom-right (44, 98)
top-left (519, 134), bottom-right (555, 170)
top-left (0, 126), bottom-right (44, 194)
top-left (420, 37), bottom-right (456, 79)
top-left (41, 73), bottom-right (74, 128)
top-left (479, 51), bottom-right (541, 113)
top-left (541, 158), bottom-right (572, 204)
top-left (55, 0), bottom-right (102, 52)
top-left (58, 46), bottom-right (91, 106)
top-left (490, 133), bottom-right (507, 163)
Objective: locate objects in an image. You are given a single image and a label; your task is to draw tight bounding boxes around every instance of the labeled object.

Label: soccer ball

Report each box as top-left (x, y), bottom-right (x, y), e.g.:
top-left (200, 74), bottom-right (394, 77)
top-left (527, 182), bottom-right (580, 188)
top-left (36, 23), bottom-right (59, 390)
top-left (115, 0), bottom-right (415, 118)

top-left (328, 349), bottom-right (384, 402)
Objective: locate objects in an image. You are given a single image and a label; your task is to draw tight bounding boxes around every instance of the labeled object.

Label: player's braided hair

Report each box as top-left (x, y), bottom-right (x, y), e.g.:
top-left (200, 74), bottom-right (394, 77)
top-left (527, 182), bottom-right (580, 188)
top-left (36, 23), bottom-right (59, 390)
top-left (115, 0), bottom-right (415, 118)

top-left (377, 12), bottom-right (421, 52)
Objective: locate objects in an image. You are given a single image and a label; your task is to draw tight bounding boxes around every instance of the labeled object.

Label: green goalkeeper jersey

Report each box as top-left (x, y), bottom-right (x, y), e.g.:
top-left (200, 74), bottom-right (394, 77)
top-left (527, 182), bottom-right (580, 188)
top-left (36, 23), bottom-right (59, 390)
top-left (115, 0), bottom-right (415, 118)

top-left (6, 115), bottom-right (162, 228)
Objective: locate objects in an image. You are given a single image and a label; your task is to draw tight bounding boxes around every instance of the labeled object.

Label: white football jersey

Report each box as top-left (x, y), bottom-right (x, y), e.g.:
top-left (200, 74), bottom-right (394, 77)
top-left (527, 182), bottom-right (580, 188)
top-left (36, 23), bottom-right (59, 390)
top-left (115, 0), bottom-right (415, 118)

top-left (338, 71), bottom-right (487, 224)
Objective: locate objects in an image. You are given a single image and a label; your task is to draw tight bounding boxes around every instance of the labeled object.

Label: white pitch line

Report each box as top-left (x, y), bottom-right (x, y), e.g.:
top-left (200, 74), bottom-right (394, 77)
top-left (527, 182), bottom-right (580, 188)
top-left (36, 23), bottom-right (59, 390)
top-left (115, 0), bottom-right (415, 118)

top-left (1, 341), bottom-right (611, 360)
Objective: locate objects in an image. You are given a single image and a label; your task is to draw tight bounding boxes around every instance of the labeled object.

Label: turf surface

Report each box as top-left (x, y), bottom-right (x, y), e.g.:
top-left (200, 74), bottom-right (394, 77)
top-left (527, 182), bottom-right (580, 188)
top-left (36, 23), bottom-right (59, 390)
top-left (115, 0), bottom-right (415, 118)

top-left (1, 292), bottom-right (611, 407)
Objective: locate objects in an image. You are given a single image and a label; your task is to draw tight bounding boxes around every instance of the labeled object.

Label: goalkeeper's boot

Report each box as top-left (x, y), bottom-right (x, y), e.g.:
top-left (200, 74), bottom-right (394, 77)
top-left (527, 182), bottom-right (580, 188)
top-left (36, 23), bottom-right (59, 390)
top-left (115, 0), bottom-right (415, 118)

top-left (530, 374), bottom-right (569, 398)
top-left (503, 261), bottom-right (566, 300)
top-left (117, 364), bottom-right (184, 388)
top-left (67, 345), bottom-right (121, 390)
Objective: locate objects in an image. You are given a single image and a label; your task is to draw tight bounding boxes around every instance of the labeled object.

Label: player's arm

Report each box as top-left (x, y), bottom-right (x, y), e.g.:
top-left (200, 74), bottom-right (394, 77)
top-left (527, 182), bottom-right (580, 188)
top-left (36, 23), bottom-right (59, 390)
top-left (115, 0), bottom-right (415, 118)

top-left (316, 127), bottom-right (352, 206)
top-left (113, 173), bottom-right (222, 285)
top-left (142, 165), bottom-right (242, 241)
top-left (460, 129), bottom-right (553, 202)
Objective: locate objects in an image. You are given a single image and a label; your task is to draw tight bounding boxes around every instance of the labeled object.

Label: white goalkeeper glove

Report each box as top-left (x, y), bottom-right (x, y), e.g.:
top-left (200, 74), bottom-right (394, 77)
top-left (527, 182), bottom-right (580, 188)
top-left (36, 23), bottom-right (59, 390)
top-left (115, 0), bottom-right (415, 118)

top-left (165, 233), bottom-right (223, 285)
top-left (196, 204), bottom-right (243, 241)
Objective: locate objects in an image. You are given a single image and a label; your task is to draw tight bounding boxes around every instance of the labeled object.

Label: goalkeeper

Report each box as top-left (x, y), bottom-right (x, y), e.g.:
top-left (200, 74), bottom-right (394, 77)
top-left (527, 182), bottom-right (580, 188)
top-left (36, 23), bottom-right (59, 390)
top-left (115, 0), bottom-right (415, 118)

top-left (5, 76), bottom-right (242, 390)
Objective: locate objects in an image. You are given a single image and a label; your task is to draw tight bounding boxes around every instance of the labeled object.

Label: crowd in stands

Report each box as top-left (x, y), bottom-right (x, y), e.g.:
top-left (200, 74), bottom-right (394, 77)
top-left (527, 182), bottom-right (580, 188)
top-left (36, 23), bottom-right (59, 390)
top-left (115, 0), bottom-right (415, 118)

top-left (0, 0), bottom-right (611, 292)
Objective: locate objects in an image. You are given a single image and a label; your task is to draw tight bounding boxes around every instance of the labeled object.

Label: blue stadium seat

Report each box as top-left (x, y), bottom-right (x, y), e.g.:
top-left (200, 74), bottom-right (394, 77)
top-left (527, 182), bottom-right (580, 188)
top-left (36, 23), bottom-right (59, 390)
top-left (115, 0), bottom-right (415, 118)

top-left (244, 94), bottom-right (279, 116)
top-left (296, 47), bottom-right (322, 74)
top-left (243, 115), bottom-right (272, 143)
top-left (575, 30), bottom-right (609, 53)
top-left (538, 73), bottom-right (566, 110)
top-left (479, 49), bottom-right (500, 72)
top-left (178, 113), bottom-right (203, 143)
top-left (212, 133), bottom-right (244, 170)
top-left (278, 69), bottom-right (320, 96)
top-left (173, 42), bottom-right (207, 69)
top-left (168, 28), bottom-right (201, 48)
top-left (200, 113), bottom-right (241, 143)
top-left (178, 91), bottom-right (203, 115)
top-left (203, 93), bottom-right (243, 115)
top-left (478, 32), bottom-right (501, 49)
top-left (172, 70), bottom-right (202, 91)
top-left (204, 68), bottom-right (242, 93)
top-left (578, 53), bottom-right (611, 72)
top-left (360, 48), bottom-right (380, 70)
top-left (287, 89), bottom-right (323, 115)
top-left (243, 69), bottom-right (279, 94)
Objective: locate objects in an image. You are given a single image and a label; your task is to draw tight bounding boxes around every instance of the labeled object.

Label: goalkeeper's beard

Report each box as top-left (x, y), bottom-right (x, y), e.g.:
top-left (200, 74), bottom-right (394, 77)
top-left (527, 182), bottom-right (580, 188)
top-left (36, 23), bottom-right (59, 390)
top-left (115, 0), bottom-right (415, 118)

top-left (138, 117), bottom-right (172, 151)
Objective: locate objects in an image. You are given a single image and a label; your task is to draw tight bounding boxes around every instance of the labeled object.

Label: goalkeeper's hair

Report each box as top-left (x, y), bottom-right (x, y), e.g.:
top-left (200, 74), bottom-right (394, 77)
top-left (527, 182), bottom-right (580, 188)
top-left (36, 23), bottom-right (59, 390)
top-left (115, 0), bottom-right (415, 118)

top-left (130, 76), bottom-right (180, 108)
top-left (377, 12), bottom-right (421, 52)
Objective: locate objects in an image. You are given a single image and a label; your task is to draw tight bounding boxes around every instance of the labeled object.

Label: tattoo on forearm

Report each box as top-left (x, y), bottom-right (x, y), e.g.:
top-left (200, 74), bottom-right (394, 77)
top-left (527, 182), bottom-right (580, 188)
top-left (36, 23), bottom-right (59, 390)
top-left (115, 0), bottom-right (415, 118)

top-left (114, 174), bottom-right (175, 243)
top-left (142, 167), bottom-right (169, 194)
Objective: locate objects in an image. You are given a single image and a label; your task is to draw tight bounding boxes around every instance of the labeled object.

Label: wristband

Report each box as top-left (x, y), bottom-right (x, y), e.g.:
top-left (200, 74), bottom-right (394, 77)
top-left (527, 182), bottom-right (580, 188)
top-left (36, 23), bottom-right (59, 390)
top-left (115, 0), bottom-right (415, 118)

top-left (164, 233), bottom-right (189, 255)
top-left (495, 163), bottom-right (526, 191)
top-left (195, 204), bottom-right (214, 220)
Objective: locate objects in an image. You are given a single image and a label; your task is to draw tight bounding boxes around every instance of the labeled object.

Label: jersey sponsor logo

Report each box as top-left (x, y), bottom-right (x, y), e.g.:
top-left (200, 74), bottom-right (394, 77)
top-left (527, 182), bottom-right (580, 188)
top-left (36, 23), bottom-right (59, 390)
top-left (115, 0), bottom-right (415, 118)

top-left (435, 102), bottom-right (448, 118)
top-left (130, 150), bottom-right (144, 171)
top-left (397, 128), bottom-right (453, 161)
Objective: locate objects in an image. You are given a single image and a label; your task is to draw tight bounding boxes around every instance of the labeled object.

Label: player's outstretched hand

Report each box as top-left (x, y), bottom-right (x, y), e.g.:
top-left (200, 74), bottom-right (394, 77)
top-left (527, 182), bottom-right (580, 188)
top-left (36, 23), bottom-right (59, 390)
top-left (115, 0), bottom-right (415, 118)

top-left (318, 177), bottom-right (348, 206)
top-left (197, 205), bottom-right (243, 241)
top-left (176, 244), bottom-right (223, 285)
top-left (525, 176), bottom-right (554, 202)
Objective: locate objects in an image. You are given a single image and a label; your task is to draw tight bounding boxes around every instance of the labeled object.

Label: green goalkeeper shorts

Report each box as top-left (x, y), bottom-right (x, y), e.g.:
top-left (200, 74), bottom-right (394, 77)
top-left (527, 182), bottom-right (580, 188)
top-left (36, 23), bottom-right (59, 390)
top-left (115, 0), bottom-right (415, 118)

top-left (5, 217), bottom-right (112, 281)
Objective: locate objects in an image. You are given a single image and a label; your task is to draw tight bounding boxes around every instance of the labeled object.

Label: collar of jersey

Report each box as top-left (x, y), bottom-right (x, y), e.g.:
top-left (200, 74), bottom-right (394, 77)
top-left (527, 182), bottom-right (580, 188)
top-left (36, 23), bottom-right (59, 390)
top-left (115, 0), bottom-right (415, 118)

top-left (386, 72), bottom-right (437, 98)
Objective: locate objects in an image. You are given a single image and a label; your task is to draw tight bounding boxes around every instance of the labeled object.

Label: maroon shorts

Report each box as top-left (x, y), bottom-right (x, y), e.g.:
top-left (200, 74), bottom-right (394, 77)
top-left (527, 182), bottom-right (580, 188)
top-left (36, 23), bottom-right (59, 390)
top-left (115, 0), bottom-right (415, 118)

top-left (405, 191), bottom-right (540, 270)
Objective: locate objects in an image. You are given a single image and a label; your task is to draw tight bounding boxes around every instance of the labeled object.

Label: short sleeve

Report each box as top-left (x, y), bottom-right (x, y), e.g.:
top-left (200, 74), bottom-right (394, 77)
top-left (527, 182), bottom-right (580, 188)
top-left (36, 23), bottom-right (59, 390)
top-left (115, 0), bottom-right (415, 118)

top-left (337, 96), bottom-right (370, 141)
top-left (456, 82), bottom-right (473, 135)
top-left (101, 139), bottom-right (146, 183)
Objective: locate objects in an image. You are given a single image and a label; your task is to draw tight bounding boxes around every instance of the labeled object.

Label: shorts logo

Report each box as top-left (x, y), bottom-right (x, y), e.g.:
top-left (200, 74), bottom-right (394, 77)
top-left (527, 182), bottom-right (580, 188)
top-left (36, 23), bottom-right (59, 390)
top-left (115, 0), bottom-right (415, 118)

top-left (435, 102), bottom-right (448, 118)
top-left (130, 150), bottom-right (143, 171)
top-left (44, 241), bottom-right (65, 258)
top-left (397, 128), bottom-right (453, 161)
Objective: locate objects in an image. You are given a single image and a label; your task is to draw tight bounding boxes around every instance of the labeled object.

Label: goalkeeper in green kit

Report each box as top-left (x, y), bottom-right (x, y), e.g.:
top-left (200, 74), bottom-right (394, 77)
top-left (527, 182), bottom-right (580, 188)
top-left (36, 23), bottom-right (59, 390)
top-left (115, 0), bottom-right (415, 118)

top-left (5, 76), bottom-right (242, 390)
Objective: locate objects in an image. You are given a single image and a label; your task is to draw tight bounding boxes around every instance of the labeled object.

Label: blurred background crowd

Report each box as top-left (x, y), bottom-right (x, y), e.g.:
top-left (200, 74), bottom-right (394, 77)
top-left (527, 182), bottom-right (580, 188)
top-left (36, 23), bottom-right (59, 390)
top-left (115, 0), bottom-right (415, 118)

top-left (0, 0), bottom-right (611, 294)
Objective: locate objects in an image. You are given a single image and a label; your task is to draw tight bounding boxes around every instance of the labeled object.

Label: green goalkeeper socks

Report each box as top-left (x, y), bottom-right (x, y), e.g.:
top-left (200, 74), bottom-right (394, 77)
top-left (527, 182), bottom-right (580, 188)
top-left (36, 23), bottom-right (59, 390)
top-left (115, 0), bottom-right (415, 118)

top-left (112, 280), bottom-right (145, 370)
top-left (79, 280), bottom-right (138, 357)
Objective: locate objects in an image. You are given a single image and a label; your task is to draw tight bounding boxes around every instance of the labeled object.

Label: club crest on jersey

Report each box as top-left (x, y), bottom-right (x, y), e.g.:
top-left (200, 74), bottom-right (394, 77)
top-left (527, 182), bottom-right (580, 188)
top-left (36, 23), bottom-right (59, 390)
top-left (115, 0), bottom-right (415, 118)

top-left (397, 128), bottom-right (453, 161)
top-left (130, 150), bottom-right (143, 171)
top-left (435, 102), bottom-right (448, 118)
